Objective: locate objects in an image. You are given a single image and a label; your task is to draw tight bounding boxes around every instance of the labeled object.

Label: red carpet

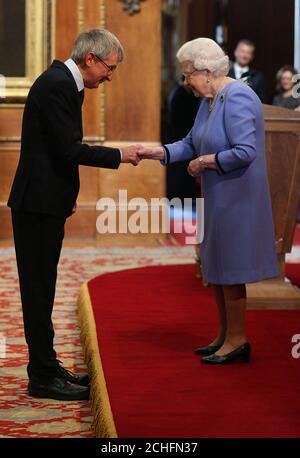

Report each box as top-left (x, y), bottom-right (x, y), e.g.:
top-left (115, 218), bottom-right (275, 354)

top-left (81, 264), bottom-right (300, 438)
top-left (285, 263), bottom-right (300, 288)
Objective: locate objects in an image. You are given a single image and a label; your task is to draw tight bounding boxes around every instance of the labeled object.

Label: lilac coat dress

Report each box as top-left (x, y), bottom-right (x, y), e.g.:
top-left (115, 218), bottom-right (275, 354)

top-left (165, 80), bottom-right (279, 285)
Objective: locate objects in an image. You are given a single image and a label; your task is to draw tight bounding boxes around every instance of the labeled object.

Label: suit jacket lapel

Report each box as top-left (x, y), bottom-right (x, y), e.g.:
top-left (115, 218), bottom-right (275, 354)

top-left (78, 89), bottom-right (84, 105)
top-left (78, 90), bottom-right (84, 137)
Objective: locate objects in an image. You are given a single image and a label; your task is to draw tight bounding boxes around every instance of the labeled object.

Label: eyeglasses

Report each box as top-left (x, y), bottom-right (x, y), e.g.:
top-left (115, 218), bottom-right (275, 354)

top-left (93, 54), bottom-right (117, 73)
top-left (182, 69), bottom-right (199, 81)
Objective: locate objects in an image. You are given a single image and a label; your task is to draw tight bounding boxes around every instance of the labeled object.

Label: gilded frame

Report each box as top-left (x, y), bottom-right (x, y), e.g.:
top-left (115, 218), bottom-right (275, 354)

top-left (2, 0), bottom-right (56, 103)
top-left (78, 0), bottom-right (106, 142)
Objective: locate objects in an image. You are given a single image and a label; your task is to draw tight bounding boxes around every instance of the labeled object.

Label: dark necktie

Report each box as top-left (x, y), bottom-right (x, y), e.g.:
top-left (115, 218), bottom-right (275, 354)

top-left (78, 90), bottom-right (84, 135)
top-left (79, 89), bottom-right (84, 106)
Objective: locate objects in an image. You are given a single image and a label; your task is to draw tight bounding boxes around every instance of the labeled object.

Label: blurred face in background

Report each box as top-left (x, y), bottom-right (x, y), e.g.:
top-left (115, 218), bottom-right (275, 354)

top-left (280, 70), bottom-right (294, 92)
top-left (234, 43), bottom-right (255, 67)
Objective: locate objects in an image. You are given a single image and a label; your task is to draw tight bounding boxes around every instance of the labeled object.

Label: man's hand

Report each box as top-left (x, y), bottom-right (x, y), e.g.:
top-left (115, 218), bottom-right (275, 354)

top-left (120, 144), bottom-right (143, 166)
top-left (138, 146), bottom-right (165, 160)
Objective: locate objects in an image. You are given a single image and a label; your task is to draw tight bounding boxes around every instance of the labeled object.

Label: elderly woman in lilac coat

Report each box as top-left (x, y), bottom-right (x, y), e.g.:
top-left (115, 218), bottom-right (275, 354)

top-left (139, 38), bottom-right (279, 364)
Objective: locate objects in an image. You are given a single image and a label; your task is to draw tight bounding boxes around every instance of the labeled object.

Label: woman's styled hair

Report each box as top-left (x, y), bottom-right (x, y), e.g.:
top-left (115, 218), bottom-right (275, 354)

top-left (176, 37), bottom-right (229, 77)
top-left (71, 28), bottom-right (124, 64)
top-left (275, 65), bottom-right (298, 93)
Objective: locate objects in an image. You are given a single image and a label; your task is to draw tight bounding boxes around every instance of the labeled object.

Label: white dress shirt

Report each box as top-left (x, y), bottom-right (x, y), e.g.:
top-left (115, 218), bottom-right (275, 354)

top-left (64, 58), bottom-right (84, 92)
top-left (233, 62), bottom-right (249, 80)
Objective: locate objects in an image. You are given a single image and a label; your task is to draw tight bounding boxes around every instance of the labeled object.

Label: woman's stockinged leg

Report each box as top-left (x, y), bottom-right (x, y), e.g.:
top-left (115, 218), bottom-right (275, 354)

top-left (209, 284), bottom-right (227, 346)
top-left (214, 284), bottom-right (247, 356)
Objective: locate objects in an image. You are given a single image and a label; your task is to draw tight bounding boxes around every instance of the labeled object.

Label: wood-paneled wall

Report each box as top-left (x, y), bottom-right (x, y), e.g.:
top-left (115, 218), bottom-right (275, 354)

top-left (0, 0), bottom-right (164, 242)
top-left (0, 106), bottom-right (23, 239)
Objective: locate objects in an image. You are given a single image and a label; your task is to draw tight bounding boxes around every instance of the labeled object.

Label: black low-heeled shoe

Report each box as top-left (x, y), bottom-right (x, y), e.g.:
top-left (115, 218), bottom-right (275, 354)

top-left (194, 343), bottom-right (223, 356)
top-left (201, 342), bottom-right (251, 364)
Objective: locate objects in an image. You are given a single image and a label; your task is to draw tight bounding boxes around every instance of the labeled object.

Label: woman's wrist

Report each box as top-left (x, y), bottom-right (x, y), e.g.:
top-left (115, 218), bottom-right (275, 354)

top-left (200, 154), bottom-right (218, 170)
top-left (156, 146), bottom-right (165, 160)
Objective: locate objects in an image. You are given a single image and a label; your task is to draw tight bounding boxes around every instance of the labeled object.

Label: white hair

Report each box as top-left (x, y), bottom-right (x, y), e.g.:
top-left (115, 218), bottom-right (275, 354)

top-left (71, 29), bottom-right (124, 64)
top-left (177, 38), bottom-right (229, 77)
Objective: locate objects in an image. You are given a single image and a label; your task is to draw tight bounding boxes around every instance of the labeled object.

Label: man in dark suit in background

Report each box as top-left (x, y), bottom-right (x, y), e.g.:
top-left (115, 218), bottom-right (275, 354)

top-left (228, 39), bottom-right (267, 103)
top-left (165, 76), bottom-right (199, 202)
top-left (8, 29), bottom-right (141, 401)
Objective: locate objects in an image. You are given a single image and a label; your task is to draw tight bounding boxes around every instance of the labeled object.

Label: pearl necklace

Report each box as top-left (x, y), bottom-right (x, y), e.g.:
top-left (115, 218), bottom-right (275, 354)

top-left (208, 96), bottom-right (218, 112)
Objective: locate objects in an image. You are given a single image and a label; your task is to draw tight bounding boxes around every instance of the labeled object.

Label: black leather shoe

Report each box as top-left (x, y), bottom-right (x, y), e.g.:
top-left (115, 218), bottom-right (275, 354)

top-left (194, 344), bottom-right (222, 356)
top-left (201, 342), bottom-right (251, 364)
top-left (28, 375), bottom-right (90, 401)
top-left (56, 365), bottom-right (90, 387)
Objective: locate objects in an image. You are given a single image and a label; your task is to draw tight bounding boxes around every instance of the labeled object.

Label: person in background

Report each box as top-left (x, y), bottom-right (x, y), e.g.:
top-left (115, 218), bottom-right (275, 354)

top-left (273, 66), bottom-right (300, 222)
top-left (165, 76), bottom-right (200, 202)
top-left (272, 65), bottom-right (300, 111)
top-left (228, 39), bottom-right (267, 103)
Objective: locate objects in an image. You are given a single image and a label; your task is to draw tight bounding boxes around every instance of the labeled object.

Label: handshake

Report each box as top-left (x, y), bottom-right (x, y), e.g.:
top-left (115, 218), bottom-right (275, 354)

top-left (120, 145), bottom-right (165, 166)
top-left (121, 145), bottom-right (219, 176)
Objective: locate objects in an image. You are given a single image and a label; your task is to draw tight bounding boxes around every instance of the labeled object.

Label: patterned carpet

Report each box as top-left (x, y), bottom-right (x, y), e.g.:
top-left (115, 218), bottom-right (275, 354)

top-left (0, 246), bottom-right (194, 438)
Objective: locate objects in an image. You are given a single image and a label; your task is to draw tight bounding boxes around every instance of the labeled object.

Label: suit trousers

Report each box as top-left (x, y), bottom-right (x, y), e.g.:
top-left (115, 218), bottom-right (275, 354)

top-left (11, 210), bottom-right (66, 378)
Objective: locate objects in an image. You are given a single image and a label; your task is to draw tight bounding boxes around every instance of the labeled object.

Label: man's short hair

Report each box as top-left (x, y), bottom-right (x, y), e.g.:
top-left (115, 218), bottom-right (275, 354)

top-left (236, 39), bottom-right (256, 50)
top-left (71, 28), bottom-right (124, 64)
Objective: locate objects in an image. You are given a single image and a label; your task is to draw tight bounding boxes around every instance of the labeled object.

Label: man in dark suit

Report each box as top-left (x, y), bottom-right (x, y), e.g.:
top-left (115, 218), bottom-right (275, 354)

top-left (228, 39), bottom-right (267, 103)
top-left (8, 29), bottom-right (141, 401)
top-left (165, 76), bottom-right (200, 202)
